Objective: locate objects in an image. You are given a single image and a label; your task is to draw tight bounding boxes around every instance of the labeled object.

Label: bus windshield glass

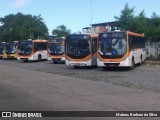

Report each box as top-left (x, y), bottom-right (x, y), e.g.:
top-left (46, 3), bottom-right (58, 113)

top-left (18, 41), bottom-right (32, 55)
top-left (48, 42), bottom-right (64, 55)
top-left (98, 33), bottom-right (127, 58)
top-left (0, 43), bottom-right (5, 54)
top-left (5, 42), bottom-right (17, 54)
top-left (66, 35), bottom-right (91, 58)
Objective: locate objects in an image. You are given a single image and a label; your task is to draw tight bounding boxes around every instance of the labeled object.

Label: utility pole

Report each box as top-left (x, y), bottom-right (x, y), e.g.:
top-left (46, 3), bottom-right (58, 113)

top-left (91, 0), bottom-right (93, 26)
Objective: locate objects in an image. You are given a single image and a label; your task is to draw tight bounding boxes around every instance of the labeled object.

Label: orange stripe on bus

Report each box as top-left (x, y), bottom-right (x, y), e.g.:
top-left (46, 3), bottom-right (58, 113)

top-left (65, 54), bottom-right (94, 62)
top-left (97, 52), bottom-right (129, 62)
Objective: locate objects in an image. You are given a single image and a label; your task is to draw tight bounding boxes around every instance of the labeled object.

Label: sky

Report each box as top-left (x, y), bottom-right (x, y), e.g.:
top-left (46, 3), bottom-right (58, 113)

top-left (1, 0), bottom-right (160, 35)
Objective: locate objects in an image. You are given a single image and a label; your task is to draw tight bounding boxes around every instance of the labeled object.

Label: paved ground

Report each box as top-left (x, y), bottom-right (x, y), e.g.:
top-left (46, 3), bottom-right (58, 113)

top-left (0, 60), bottom-right (160, 120)
top-left (1, 60), bottom-right (160, 92)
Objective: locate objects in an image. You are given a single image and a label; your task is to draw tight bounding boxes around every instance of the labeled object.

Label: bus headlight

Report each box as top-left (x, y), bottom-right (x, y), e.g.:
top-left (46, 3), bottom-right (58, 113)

top-left (97, 58), bottom-right (102, 62)
top-left (122, 57), bottom-right (127, 61)
top-left (48, 50), bottom-right (51, 53)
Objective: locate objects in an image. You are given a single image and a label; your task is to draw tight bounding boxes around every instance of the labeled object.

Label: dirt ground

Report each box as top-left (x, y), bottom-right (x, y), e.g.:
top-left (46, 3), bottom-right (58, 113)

top-left (1, 60), bottom-right (160, 92)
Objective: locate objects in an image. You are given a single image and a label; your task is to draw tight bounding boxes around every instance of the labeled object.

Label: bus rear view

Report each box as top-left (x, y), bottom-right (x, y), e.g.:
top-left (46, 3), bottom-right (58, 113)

top-left (97, 31), bottom-right (146, 69)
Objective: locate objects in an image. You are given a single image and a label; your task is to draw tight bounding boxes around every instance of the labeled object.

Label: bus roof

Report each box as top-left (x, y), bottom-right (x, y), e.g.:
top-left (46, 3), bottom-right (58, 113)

top-left (5, 41), bottom-right (18, 43)
top-left (19, 39), bottom-right (48, 42)
top-left (32, 39), bottom-right (48, 42)
top-left (49, 38), bottom-right (65, 43)
top-left (67, 33), bottom-right (98, 38)
top-left (99, 31), bottom-right (144, 37)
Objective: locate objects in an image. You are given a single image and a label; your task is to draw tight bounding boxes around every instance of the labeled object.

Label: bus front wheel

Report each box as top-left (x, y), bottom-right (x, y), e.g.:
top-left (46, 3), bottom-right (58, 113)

top-left (23, 60), bottom-right (28, 62)
top-left (53, 61), bottom-right (58, 64)
top-left (130, 58), bottom-right (135, 70)
top-left (138, 55), bottom-right (142, 66)
top-left (38, 55), bottom-right (42, 62)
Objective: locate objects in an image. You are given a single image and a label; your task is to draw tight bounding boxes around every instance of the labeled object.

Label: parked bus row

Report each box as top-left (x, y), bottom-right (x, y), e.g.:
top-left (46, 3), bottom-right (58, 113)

top-left (0, 38), bottom-right (65, 63)
top-left (65, 31), bottom-right (146, 69)
top-left (0, 31), bottom-right (146, 69)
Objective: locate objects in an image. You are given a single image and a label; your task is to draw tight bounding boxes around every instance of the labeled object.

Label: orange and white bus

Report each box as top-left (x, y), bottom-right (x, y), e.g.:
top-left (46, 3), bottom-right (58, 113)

top-left (97, 31), bottom-right (146, 69)
top-left (65, 34), bottom-right (98, 67)
top-left (0, 42), bottom-right (6, 59)
top-left (48, 38), bottom-right (65, 63)
top-left (5, 41), bottom-right (18, 59)
top-left (17, 39), bottom-right (48, 62)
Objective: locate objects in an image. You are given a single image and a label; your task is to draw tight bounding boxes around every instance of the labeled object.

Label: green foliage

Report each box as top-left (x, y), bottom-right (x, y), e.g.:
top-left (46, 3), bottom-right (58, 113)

top-left (115, 3), bottom-right (135, 31)
top-left (115, 3), bottom-right (160, 41)
top-left (52, 25), bottom-right (71, 38)
top-left (0, 13), bottom-right (49, 42)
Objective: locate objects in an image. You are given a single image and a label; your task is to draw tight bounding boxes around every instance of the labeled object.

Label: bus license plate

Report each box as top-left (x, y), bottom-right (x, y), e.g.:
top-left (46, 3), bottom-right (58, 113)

top-left (108, 64), bottom-right (115, 67)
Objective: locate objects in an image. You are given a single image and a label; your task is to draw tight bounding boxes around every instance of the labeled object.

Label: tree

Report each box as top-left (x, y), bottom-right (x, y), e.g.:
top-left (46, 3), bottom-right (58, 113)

top-left (52, 25), bottom-right (71, 38)
top-left (0, 13), bottom-right (49, 41)
top-left (134, 11), bottom-right (148, 34)
top-left (115, 3), bottom-right (160, 41)
top-left (115, 3), bottom-right (135, 31)
top-left (148, 12), bottom-right (160, 41)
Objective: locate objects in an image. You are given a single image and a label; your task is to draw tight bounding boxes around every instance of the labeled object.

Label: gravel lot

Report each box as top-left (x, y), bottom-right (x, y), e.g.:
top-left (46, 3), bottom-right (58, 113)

top-left (1, 59), bottom-right (160, 92)
top-left (1, 60), bottom-right (160, 120)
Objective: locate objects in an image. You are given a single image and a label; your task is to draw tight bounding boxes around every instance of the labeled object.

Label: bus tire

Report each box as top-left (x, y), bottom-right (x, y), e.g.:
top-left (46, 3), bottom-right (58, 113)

top-left (53, 61), bottom-right (58, 64)
top-left (102, 67), bottom-right (108, 70)
top-left (38, 54), bottom-right (42, 62)
top-left (74, 66), bottom-right (80, 69)
top-left (23, 60), bottom-right (28, 62)
top-left (130, 58), bottom-right (135, 70)
top-left (138, 55), bottom-right (142, 66)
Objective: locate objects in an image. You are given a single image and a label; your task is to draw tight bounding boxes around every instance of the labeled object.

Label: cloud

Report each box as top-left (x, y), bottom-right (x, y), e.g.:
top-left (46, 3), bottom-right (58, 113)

top-left (10, 0), bottom-right (31, 8)
top-left (0, 22), bottom-right (4, 26)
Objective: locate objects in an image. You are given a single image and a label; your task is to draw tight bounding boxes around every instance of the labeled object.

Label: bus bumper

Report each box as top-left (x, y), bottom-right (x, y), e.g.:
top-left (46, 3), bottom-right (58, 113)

top-left (97, 58), bottom-right (131, 67)
top-left (65, 59), bottom-right (92, 66)
top-left (0, 55), bottom-right (3, 59)
top-left (48, 56), bottom-right (65, 62)
top-left (17, 56), bottom-right (34, 61)
top-left (7, 54), bottom-right (17, 59)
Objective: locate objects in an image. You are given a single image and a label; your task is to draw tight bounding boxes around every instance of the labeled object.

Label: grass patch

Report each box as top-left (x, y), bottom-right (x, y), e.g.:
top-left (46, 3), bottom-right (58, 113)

top-left (144, 60), bottom-right (160, 65)
top-left (114, 82), bottom-right (132, 87)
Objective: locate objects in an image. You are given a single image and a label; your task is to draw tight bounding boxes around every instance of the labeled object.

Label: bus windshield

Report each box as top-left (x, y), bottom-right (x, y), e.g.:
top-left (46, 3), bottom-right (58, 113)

top-left (18, 41), bottom-right (32, 55)
top-left (66, 35), bottom-right (91, 58)
top-left (48, 42), bottom-right (64, 55)
top-left (0, 43), bottom-right (5, 54)
top-left (98, 34), bottom-right (127, 58)
top-left (5, 42), bottom-right (17, 54)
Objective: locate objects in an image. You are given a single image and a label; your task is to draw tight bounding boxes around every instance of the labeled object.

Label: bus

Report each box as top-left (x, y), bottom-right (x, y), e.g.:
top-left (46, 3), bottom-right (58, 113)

top-left (65, 34), bottom-right (98, 67)
top-left (97, 31), bottom-right (146, 69)
top-left (17, 39), bottom-right (48, 62)
top-left (0, 42), bottom-right (7, 59)
top-left (5, 41), bottom-right (18, 59)
top-left (48, 37), bottom-right (65, 63)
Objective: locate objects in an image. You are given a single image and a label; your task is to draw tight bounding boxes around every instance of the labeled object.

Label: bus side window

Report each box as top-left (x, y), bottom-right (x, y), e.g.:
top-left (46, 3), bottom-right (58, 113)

top-left (141, 37), bottom-right (145, 48)
top-left (137, 37), bottom-right (140, 48)
top-left (41, 42), bottom-right (47, 50)
top-left (143, 38), bottom-right (145, 48)
top-left (129, 35), bottom-right (133, 50)
top-left (133, 36), bottom-right (137, 49)
top-left (34, 43), bottom-right (38, 52)
top-left (34, 42), bottom-right (47, 52)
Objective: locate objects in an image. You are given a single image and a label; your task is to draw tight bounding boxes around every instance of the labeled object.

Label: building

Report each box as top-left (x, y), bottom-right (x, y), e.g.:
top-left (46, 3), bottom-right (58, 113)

top-left (82, 21), bottom-right (120, 34)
